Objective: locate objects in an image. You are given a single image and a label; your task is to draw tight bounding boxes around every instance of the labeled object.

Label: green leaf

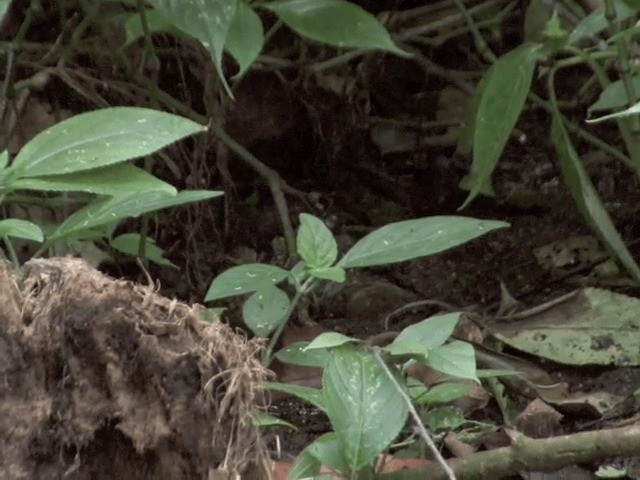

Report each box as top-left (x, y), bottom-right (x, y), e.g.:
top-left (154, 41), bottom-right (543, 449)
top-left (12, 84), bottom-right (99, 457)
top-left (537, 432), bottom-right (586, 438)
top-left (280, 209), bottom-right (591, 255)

top-left (338, 216), bottom-right (508, 268)
top-left (551, 110), bottom-right (640, 282)
top-left (568, 1), bottom-right (636, 45)
top-left (275, 341), bottom-right (329, 367)
top-left (226, 0), bottom-right (264, 78)
top-left (306, 432), bottom-right (350, 474)
top-left (323, 344), bottom-right (408, 471)
top-left (589, 77), bottom-right (640, 113)
top-left (409, 380), bottom-right (472, 406)
top-left (461, 43), bottom-right (538, 209)
top-left (11, 164), bottom-right (176, 195)
top-left (382, 340), bottom-right (430, 362)
top-left (305, 332), bottom-right (358, 350)
top-left (242, 285), bottom-right (290, 337)
top-left (10, 107), bottom-right (203, 177)
top-left (250, 411), bottom-right (296, 429)
top-left (286, 447), bottom-right (322, 480)
top-left (297, 213), bottom-right (338, 268)
top-left (0, 150), bottom-right (7, 170)
top-left (427, 341), bottom-right (478, 382)
top-left (49, 190), bottom-right (221, 241)
top-left (587, 100), bottom-right (640, 123)
top-left (393, 313), bottom-right (461, 350)
top-left (205, 263), bottom-right (289, 301)
top-left (0, 219), bottom-right (44, 242)
top-left (148, 0), bottom-right (236, 97)
top-left (262, 382), bottom-right (326, 411)
top-left (309, 266), bottom-right (345, 282)
top-left (421, 406), bottom-right (466, 432)
top-left (262, 0), bottom-right (409, 57)
top-left (110, 233), bottom-right (177, 268)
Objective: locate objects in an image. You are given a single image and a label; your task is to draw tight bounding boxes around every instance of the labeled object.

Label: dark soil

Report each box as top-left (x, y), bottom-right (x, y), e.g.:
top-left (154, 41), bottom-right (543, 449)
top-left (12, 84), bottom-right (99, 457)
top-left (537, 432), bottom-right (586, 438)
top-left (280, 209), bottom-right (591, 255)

top-left (0, 257), bottom-right (268, 479)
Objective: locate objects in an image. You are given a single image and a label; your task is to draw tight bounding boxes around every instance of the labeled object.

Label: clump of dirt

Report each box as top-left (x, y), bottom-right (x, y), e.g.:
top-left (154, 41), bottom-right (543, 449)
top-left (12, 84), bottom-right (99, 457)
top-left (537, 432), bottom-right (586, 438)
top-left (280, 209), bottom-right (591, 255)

top-left (0, 257), bottom-right (269, 479)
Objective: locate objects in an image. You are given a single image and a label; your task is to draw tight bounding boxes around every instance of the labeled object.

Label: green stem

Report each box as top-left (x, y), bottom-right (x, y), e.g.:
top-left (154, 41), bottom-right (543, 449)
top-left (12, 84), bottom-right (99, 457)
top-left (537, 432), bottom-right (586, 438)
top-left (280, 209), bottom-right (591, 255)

top-left (2, 236), bottom-right (22, 279)
top-left (262, 287), bottom-right (307, 366)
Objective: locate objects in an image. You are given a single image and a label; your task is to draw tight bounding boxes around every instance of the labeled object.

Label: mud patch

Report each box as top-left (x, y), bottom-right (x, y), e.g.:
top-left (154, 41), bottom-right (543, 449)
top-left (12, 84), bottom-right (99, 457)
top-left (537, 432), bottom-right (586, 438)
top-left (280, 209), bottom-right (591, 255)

top-left (0, 258), bottom-right (268, 479)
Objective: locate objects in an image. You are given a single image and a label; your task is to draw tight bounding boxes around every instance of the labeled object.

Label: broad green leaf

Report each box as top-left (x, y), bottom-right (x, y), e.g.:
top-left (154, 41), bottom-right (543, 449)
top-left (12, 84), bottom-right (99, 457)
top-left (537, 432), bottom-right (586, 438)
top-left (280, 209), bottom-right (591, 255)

top-left (587, 100), bottom-right (640, 123)
top-left (338, 216), bottom-right (508, 268)
top-left (461, 43), bottom-right (538, 209)
top-left (148, 0), bottom-right (236, 97)
top-left (427, 341), bottom-right (478, 382)
top-left (10, 107), bottom-right (203, 177)
top-left (226, 0), bottom-right (264, 78)
top-left (420, 405), bottom-right (466, 431)
top-left (409, 380), bottom-right (472, 406)
top-left (568, 0), bottom-right (636, 45)
top-left (11, 164), bottom-right (176, 195)
top-left (205, 263), bottom-right (288, 301)
top-left (589, 77), bottom-right (640, 113)
top-left (309, 266), bottom-right (345, 282)
top-left (0, 219), bottom-right (44, 242)
top-left (275, 341), bottom-right (329, 367)
top-left (262, 381), bottom-right (326, 411)
top-left (551, 110), bottom-right (640, 281)
top-left (286, 447), bottom-right (322, 480)
top-left (49, 190), bottom-right (221, 241)
top-left (297, 213), bottom-right (338, 268)
top-left (306, 432), bottom-right (349, 474)
top-left (382, 340), bottom-right (430, 362)
top-left (487, 287), bottom-right (640, 366)
top-left (323, 344), bottom-right (408, 471)
top-left (250, 411), bottom-right (296, 429)
top-left (110, 233), bottom-right (177, 268)
top-left (262, 0), bottom-right (409, 57)
top-left (242, 285), bottom-right (290, 337)
top-left (305, 332), bottom-right (357, 350)
top-left (393, 313), bottom-right (461, 350)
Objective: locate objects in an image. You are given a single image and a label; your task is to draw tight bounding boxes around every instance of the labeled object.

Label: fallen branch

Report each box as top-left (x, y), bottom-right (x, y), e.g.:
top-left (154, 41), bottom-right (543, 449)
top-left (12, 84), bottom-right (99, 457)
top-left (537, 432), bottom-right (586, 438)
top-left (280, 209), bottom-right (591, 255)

top-left (380, 423), bottom-right (640, 480)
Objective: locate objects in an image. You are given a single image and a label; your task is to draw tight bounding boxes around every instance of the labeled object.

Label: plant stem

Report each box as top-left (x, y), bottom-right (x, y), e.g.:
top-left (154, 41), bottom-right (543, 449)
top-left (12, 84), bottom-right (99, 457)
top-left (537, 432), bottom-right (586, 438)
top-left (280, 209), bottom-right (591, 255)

top-left (263, 282), bottom-right (311, 365)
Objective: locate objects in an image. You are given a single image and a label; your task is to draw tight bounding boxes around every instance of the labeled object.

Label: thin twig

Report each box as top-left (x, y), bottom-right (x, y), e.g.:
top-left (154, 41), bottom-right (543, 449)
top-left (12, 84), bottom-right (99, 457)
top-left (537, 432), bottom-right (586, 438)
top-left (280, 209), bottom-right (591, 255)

top-left (371, 348), bottom-right (456, 480)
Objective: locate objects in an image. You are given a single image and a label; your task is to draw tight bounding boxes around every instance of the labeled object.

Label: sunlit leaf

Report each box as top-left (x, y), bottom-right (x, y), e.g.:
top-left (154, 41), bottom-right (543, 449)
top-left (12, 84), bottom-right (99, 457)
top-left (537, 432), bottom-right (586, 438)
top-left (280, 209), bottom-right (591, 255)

top-left (49, 190), bottom-right (220, 241)
top-left (551, 110), bottom-right (640, 281)
top-left (226, 0), bottom-right (264, 78)
top-left (12, 164), bottom-right (176, 195)
top-left (297, 213), bottom-right (338, 268)
top-left (148, 0), bottom-right (236, 97)
top-left (110, 233), bottom-right (177, 268)
top-left (250, 411), bottom-right (296, 429)
top-left (306, 432), bottom-right (350, 474)
top-left (242, 285), bottom-right (290, 337)
top-left (10, 107), bottom-right (203, 177)
top-left (393, 313), bottom-right (461, 350)
top-left (0, 219), bottom-right (44, 242)
top-left (461, 43), bottom-right (538, 209)
top-left (339, 216), bottom-right (508, 268)
top-left (205, 263), bottom-right (288, 301)
top-left (323, 344), bottom-right (407, 471)
top-left (305, 332), bottom-right (357, 350)
top-left (275, 341), bottom-right (329, 367)
top-left (427, 341), bottom-right (478, 382)
top-left (262, 0), bottom-right (408, 56)
top-left (262, 381), bottom-right (326, 411)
